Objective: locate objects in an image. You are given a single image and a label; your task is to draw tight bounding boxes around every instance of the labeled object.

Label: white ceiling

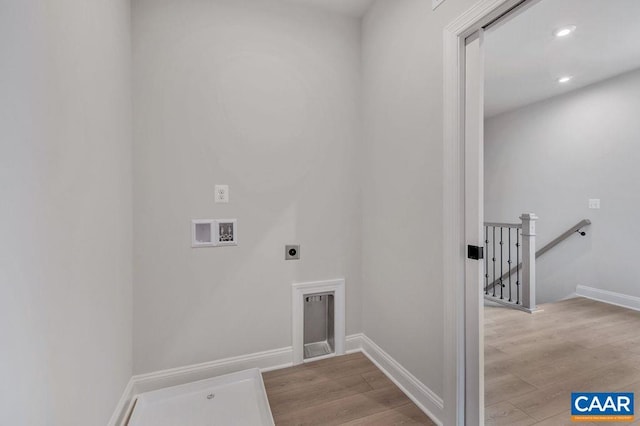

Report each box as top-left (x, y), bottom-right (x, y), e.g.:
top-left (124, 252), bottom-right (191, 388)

top-left (484, 0), bottom-right (640, 117)
top-left (284, 0), bottom-right (375, 18)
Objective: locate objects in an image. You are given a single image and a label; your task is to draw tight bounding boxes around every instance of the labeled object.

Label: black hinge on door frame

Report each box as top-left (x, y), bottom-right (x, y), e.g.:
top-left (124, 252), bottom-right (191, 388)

top-left (467, 245), bottom-right (484, 260)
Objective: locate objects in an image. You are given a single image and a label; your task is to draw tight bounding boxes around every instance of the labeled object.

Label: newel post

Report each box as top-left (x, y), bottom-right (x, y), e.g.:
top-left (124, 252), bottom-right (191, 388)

top-left (520, 213), bottom-right (538, 311)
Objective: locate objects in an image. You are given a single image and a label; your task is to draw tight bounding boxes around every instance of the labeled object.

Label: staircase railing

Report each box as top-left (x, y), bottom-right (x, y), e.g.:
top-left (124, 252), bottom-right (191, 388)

top-left (483, 215), bottom-right (590, 313)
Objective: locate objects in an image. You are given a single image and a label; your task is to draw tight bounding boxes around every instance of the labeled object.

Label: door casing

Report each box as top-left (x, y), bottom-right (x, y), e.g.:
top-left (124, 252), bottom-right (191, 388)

top-left (442, 1), bottom-right (541, 424)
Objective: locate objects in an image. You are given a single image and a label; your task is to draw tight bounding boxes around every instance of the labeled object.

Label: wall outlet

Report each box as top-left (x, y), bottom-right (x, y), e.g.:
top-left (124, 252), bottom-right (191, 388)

top-left (215, 185), bottom-right (229, 203)
top-left (588, 199), bottom-right (600, 209)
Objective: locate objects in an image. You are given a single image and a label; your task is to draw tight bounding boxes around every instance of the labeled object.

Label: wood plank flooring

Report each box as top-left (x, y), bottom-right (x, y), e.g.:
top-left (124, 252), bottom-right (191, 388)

top-left (263, 352), bottom-right (435, 425)
top-left (485, 297), bottom-right (640, 426)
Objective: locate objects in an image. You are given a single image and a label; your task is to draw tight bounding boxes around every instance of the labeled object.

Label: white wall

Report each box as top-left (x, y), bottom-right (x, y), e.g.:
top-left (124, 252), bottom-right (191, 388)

top-left (485, 69), bottom-right (640, 302)
top-left (133, 0), bottom-right (362, 374)
top-left (361, 0), bottom-right (476, 399)
top-left (0, 0), bottom-right (132, 424)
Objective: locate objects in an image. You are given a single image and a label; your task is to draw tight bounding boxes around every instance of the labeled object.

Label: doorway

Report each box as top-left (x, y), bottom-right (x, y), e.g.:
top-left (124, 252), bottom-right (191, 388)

top-left (482, 0), bottom-right (640, 424)
top-left (444, 2), bottom-right (538, 423)
top-left (445, 0), bottom-right (640, 424)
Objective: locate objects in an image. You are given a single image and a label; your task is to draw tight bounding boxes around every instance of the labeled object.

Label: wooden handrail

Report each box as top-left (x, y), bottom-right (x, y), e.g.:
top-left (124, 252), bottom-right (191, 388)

top-left (485, 219), bottom-right (591, 292)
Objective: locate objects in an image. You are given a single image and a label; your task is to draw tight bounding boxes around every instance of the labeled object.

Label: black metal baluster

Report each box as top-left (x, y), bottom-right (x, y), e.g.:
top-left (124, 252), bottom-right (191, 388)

top-left (500, 227), bottom-right (504, 299)
top-left (485, 226), bottom-right (489, 294)
top-left (492, 226), bottom-right (496, 297)
top-left (516, 230), bottom-right (521, 304)
top-left (508, 228), bottom-right (512, 302)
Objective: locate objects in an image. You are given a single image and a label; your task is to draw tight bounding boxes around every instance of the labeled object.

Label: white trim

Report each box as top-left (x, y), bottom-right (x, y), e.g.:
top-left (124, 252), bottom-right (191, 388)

top-left (432, 0), bottom-right (447, 10)
top-left (484, 295), bottom-right (543, 314)
top-left (132, 346), bottom-right (293, 395)
top-left (463, 31), bottom-right (485, 426)
top-left (108, 333), bottom-right (443, 426)
top-left (359, 335), bottom-right (443, 426)
top-left (291, 278), bottom-right (346, 365)
top-left (107, 378), bottom-right (134, 426)
top-left (576, 285), bottom-right (640, 312)
top-left (345, 332), bottom-right (364, 354)
top-left (128, 369), bottom-right (274, 426)
top-left (443, 1), bottom-right (540, 424)
top-left (109, 334), bottom-right (360, 425)
top-left (108, 346), bottom-right (292, 426)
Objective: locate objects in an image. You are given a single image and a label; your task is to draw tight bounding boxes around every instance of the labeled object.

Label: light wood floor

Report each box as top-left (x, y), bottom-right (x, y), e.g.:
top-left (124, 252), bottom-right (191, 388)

top-left (485, 297), bottom-right (640, 426)
top-left (263, 352), bottom-right (435, 425)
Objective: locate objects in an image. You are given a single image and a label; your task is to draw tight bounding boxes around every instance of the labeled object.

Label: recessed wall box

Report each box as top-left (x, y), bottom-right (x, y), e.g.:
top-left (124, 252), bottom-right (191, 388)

top-left (285, 245), bottom-right (300, 260)
top-left (214, 219), bottom-right (238, 246)
top-left (192, 220), bottom-right (215, 247)
top-left (303, 292), bottom-right (335, 360)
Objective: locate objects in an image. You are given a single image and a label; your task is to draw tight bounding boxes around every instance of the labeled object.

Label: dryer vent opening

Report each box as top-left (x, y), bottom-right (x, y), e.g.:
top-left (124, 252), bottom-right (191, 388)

top-left (303, 292), bottom-right (334, 359)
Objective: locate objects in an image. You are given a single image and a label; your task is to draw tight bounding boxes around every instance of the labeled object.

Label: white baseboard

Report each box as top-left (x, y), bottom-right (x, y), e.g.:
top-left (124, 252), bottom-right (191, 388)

top-left (108, 346), bottom-right (293, 425)
top-left (107, 378), bottom-right (134, 426)
top-left (109, 334), bottom-right (362, 425)
top-left (358, 335), bottom-right (443, 425)
top-left (346, 332), bottom-right (364, 353)
top-left (132, 346), bottom-right (294, 395)
top-left (576, 285), bottom-right (640, 312)
top-left (108, 333), bottom-right (443, 426)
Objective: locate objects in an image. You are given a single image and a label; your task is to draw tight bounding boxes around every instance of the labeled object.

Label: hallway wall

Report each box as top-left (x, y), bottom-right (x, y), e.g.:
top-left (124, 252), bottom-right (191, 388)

top-left (0, 0), bottom-right (133, 424)
top-left (485, 68), bottom-right (640, 302)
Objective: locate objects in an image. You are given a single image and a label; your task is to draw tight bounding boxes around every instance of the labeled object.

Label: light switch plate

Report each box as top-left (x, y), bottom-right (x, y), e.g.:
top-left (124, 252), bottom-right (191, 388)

top-left (588, 199), bottom-right (600, 209)
top-left (215, 185), bottom-right (229, 203)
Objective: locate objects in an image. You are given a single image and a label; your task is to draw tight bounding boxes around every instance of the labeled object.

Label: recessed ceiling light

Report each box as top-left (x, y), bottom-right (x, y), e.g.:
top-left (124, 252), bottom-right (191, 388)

top-left (558, 76), bottom-right (573, 84)
top-left (554, 25), bottom-right (576, 38)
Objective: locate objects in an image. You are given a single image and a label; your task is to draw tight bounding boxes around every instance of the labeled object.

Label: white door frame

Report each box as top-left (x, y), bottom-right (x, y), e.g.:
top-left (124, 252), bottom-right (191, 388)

top-left (442, 0), bottom-right (540, 424)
